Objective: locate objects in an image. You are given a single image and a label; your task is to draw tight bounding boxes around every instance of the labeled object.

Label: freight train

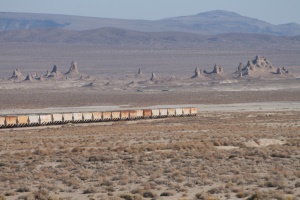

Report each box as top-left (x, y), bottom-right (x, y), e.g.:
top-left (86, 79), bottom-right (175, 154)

top-left (0, 107), bottom-right (197, 128)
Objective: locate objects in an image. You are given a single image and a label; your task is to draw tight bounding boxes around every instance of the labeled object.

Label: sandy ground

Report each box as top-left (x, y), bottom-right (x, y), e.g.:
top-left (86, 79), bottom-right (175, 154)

top-left (1, 101), bottom-right (300, 115)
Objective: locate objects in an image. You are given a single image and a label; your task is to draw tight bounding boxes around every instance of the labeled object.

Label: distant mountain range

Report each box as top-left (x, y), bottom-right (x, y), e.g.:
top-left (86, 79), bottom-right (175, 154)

top-left (0, 27), bottom-right (299, 49)
top-left (1, 10), bottom-right (300, 36)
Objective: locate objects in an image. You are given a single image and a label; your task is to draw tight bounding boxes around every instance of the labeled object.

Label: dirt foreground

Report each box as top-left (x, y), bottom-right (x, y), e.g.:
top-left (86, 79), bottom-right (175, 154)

top-left (0, 106), bottom-right (299, 200)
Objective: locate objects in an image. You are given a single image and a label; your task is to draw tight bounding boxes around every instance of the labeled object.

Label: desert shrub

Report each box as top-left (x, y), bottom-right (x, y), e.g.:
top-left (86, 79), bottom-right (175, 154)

top-left (119, 193), bottom-right (142, 200)
top-left (130, 188), bottom-right (144, 196)
top-left (295, 182), bottom-right (300, 188)
top-left (236, 191), bottom-right (248, 198)
top-left (153, 177), bottom-right (167, 185)
top-left (16, 186), bottom-right (30, 193)
top-left (246, 190), bottom-right (296, 200)
top-left (143, 190), bottom-right (157, 198)
top-left (195, 193), bottom-right (206, 200)
top-left (213, 141), bottom-right (221, 146)
top-left (100, 179), bottom-right (114, 187)
top-left (208, 186), bottom-right (223, 194)
top-left (33, 188), bottom-right (50, 200)
top-left (17, 193), bottom-right (37, 200)
top-left (83, 187), bottom-right (98, 194)
top-left (265, 180), bottom-right (283, 188)
top-left (184, 181), bottom-right (195, 188)
top-left (4, 191), bottom-right (17, 196)
top-left (71, 147), bottom-right (86, 153)
top-left (271, 152), bottom-right (290, 158)
top-left (87, 155), bottom-right (100, 162)
top-left (247, 192), bottom-right (261, 200)
top-left (106, 186), bottom-right (115, 192)
top-left (160, 191), bottom-right (174, 196)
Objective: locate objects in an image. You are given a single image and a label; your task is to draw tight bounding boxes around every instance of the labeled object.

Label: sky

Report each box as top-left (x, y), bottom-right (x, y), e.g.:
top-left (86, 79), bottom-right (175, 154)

top-left (0, 0), bottom-right (300, 25)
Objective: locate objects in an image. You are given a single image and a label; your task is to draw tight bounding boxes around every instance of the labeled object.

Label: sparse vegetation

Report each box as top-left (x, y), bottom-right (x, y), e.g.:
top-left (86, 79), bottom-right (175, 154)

top-left (0, 111), bottom-right (299, 199)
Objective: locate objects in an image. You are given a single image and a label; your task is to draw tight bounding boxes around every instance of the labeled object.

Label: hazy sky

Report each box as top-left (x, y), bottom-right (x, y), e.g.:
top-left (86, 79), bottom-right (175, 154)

top-left (1, 0), bottom-right (299, 25)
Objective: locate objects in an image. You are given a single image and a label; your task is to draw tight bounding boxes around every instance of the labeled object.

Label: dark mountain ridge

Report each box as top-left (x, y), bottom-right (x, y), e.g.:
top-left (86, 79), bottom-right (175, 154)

top-left (1, 10), bottom-right (300, 36)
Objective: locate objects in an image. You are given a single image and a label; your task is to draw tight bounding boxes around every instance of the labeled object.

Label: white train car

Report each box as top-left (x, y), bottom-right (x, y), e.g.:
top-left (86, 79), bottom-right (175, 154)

top-left (83, 112), bottom-right (93, 122)
top-left (175, 108), bottom-right (183, 116)
top-left (167, 108), bottom-right (176, 117)
top-left (159, 109), bottom-right (168, 117)
top-left (63, 113), bottom-right (73, 123)
top-left (73, 113), bottom-right (83, 123)
top-left (136, 110), bottom-right (144, 119)
top-left (182, 108), bottom-right (191, 116)
top-left (52, 114), bottom-right (63, 124)
top-left (112, 111), bottom-right (121, 120)
top-left (40, 114), bottom-right (53, 125)
top-left (92, 112), bottom-right (102, 122)
top-left (28, 115), bottom-right (40, 126)
top-left (151, 109), bottom-right (160, 118)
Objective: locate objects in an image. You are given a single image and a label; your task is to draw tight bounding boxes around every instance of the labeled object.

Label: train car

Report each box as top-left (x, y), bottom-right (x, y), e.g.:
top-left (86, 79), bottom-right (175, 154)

top-left (111, 111), bottom-right (121, 121)
top-left (159, 109), bottom-right (168, 118)
top-left (63, 113), bottom-right (73, 123)
top-left (92, 112), bottom-right (102, 122)
top-left (167, 108), bottom-right (176, 117)
top-left (175, 108), bottom-right (183, 116)
top-left (136, 110), bottom-right (143, 119)
top-left (143, 109), bottom-right (152, 118)
top-left (5, 116), bottom-right (17, 127)
top-left (102, 112), bottom-right (112, 121)
top-left (73, 113), bottom-right (83, 123)
top-left (83, 112), bottom-right (93, 122)
top-left (40, 114), bottom-right (53, 125)
top-left (0, 116), bottom-right (5, 128)
top-left (52, 114), bottom-right (63, 124)
top-left (120, 111), bottom-right (130, 120)
top-left (129, 110), bottom-right (137, 119)
top-left (151, 109), bottom-right (160, 118)
top-left (17, 115), bottom-right (29, 126)
top-left (28, 115), bottom-right (40, 126)
top-left (182, 108), bottom-right (191, 116)
top-left (191, 107), bottom-right (197, 116)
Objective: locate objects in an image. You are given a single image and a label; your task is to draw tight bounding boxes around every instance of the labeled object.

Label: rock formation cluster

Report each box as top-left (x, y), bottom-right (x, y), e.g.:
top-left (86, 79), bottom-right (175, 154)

top-left (236, 55), bottom-right (272, 76)
top-left (276, 67), bottom-right (289, 74)
top-left (191, 64), bottom-right (224, 78)
top-left (9, 61), bottom-right (84, 81)
top-left (5, 56), bottom-right (294, 83)
top-left (150, 72), bottom-right (156, 81)
top-left (212, 64), bottom-right (224, 74)
top-left (233, 55), bottom-right (293, 78)
top-left (191, 67), bottom-right (204, 78)
top-left (10, 69), bottom-right (24, 80)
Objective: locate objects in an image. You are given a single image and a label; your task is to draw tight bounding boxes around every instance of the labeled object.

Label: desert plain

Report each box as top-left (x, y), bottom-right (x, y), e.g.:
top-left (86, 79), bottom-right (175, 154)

top-left (0, 40), bottom-right (300, 200)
